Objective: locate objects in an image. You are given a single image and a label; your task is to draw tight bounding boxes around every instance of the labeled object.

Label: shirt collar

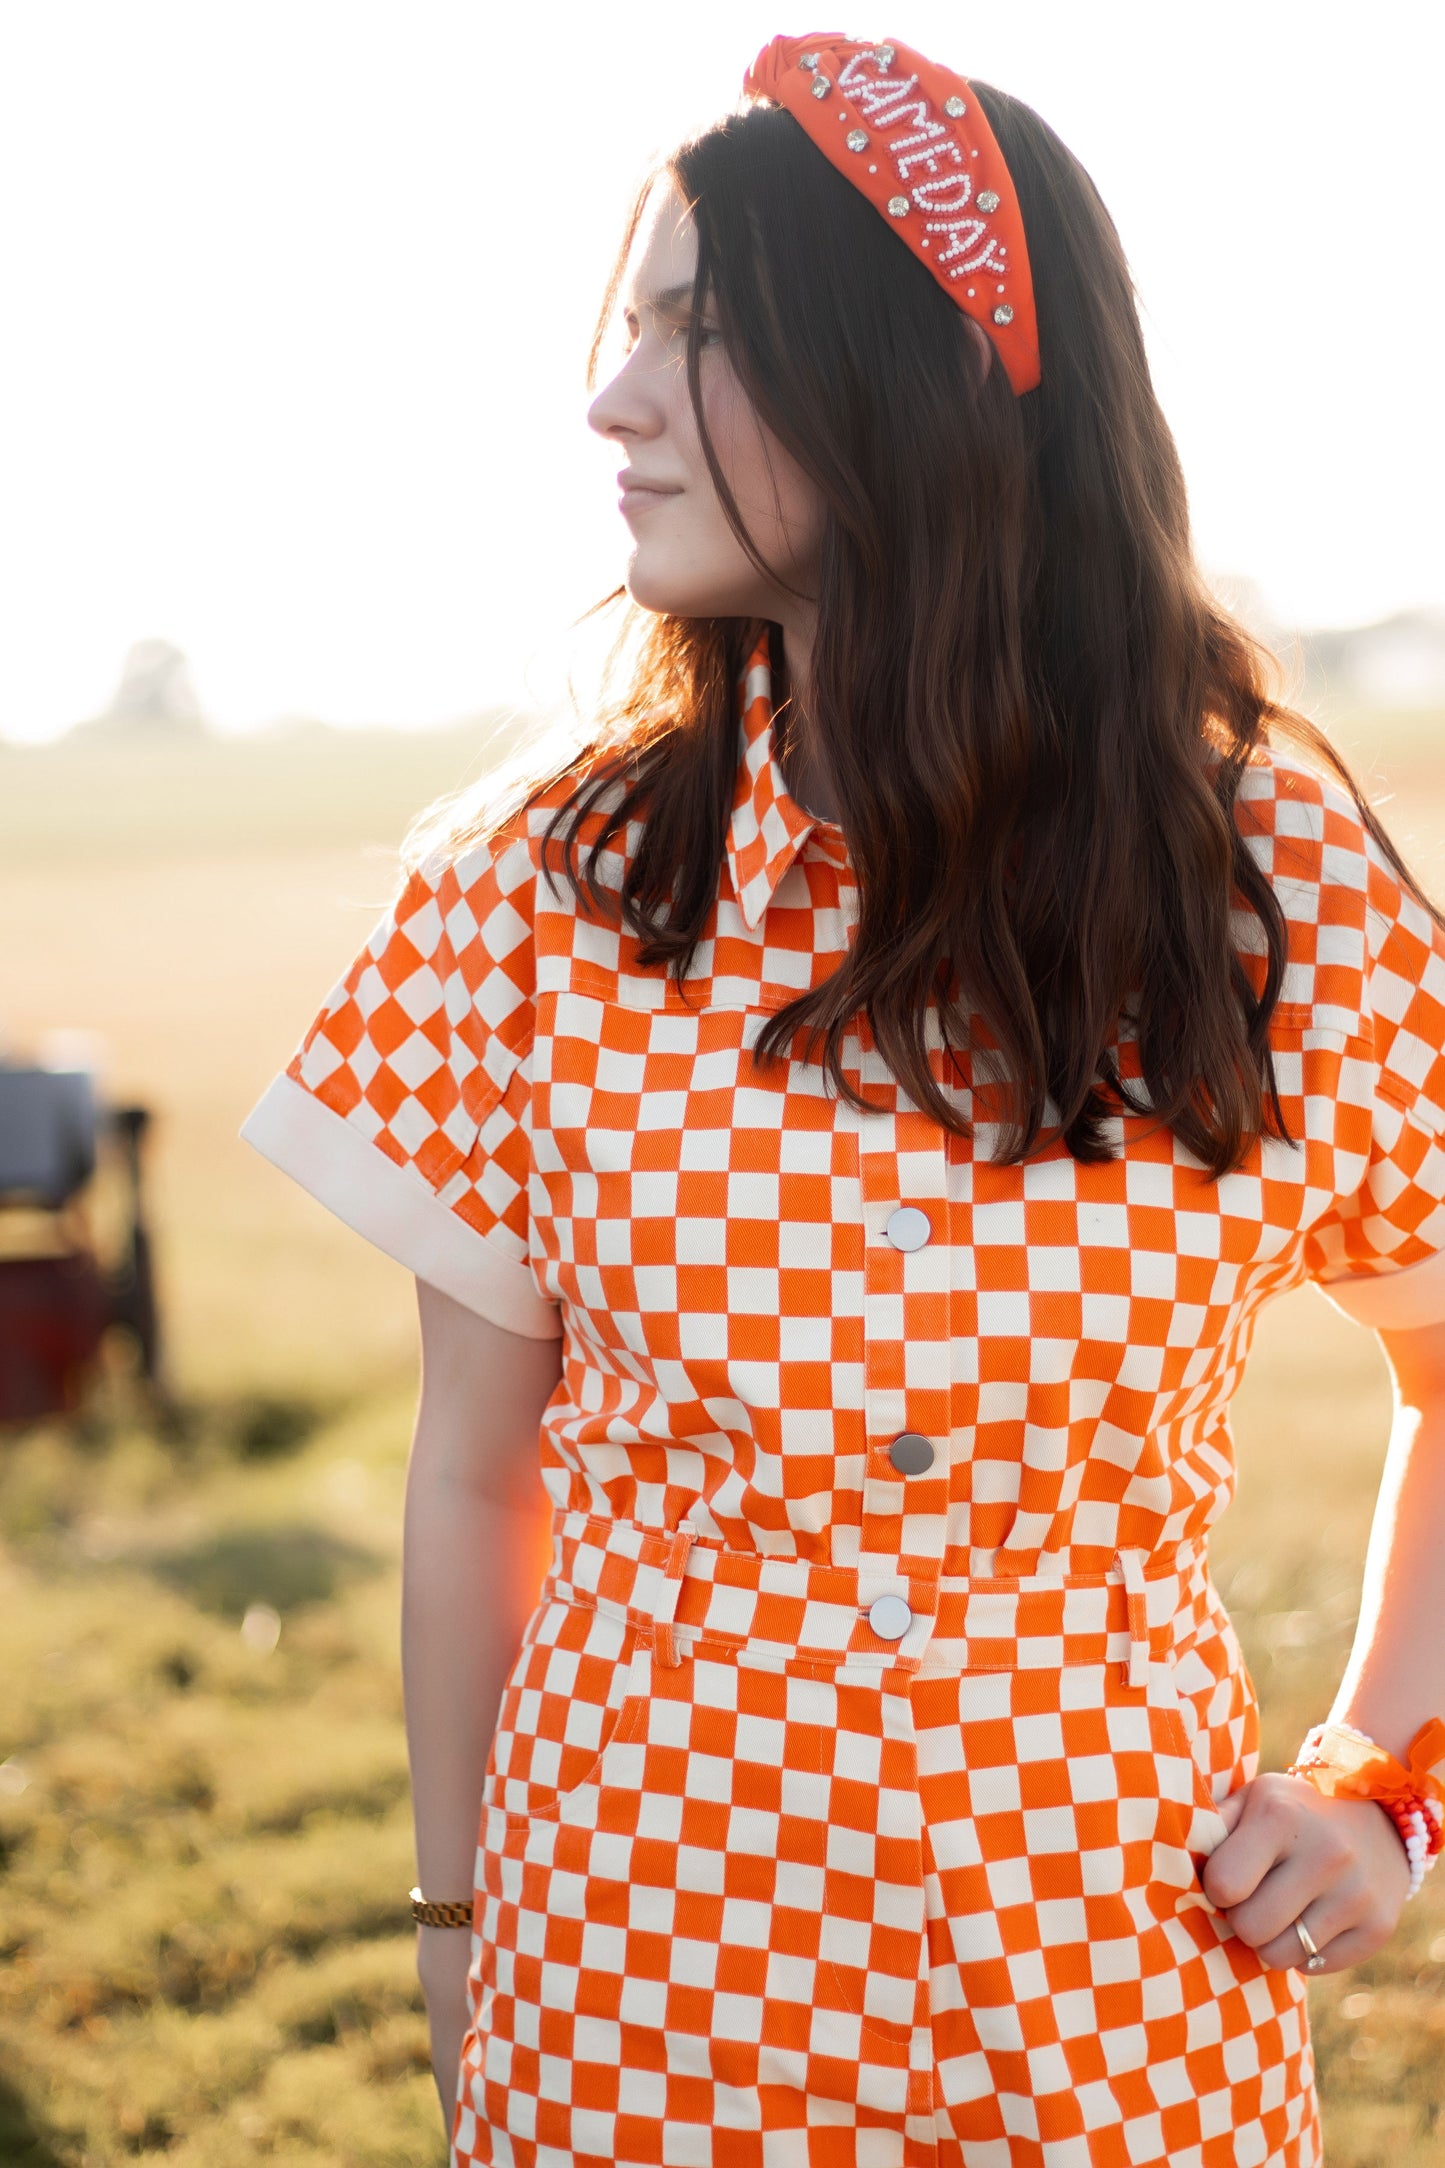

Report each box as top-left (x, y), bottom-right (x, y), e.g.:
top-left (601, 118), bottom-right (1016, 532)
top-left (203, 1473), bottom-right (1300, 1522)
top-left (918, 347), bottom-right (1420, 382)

top-left (725, 631), bottom-right (838, 929)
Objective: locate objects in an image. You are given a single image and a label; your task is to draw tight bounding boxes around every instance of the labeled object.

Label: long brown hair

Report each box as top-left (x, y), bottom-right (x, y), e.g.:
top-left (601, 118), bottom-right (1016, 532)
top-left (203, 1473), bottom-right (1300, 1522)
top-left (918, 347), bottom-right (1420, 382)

top-left (443, 89), bottom-right (1439, 1178)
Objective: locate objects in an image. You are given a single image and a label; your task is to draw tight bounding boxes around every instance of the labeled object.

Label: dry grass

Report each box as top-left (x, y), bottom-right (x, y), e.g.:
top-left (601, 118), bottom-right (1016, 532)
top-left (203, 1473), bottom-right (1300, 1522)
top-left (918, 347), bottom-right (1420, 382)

top-left (2, 708), bottom-right (1445, 2163)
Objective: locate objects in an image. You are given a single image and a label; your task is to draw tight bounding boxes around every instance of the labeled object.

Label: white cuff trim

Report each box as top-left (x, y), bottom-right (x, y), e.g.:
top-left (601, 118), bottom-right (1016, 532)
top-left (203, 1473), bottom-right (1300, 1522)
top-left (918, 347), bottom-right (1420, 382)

top-left (239, 1071), bottom-right (561, 1341)
top-left (1315, 1242), bottom-right (1445, 1331)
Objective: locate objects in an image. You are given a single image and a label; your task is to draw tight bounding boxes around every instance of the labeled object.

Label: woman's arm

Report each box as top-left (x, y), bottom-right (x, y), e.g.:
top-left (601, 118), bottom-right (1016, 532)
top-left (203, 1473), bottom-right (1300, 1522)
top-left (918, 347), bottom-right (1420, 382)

top-left (1202, 1315), bottom-right (1445, 1968)
top-left (402, 1278), bottom-right (562, 2129)
top-left (1326, 1319), bottom-right (1445, 1756)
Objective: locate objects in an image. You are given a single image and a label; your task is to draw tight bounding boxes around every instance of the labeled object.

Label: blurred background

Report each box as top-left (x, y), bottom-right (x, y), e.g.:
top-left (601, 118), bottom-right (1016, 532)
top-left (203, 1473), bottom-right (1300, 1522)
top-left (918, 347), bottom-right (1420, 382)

top-left (2, 3), bottom-right (1443, 2163)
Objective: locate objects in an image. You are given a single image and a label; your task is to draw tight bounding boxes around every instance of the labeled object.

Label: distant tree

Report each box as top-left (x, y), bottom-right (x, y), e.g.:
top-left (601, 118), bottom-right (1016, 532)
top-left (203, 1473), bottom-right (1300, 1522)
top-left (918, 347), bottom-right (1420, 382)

top-left (72, 639), bottom-right (209, 739)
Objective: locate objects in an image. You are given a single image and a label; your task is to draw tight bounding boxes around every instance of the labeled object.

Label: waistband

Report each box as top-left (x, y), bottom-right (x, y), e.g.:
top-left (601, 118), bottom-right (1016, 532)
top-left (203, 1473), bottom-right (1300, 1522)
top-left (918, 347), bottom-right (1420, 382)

top-left (541, 1510), bottom-right (1213, 1682)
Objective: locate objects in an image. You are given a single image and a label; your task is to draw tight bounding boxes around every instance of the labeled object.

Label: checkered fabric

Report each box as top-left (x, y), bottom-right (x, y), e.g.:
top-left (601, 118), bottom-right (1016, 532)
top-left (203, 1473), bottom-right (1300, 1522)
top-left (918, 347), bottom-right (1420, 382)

top-left (460, 1515), bottom-right (1308, 2168)
top-left (239, 630), bottom-right (1445, 2167)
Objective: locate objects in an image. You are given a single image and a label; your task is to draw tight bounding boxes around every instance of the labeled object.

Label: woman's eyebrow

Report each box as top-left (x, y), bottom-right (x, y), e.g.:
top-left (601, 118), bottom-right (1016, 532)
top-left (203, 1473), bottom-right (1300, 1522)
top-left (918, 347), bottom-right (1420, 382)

top-left (626, 281), bottom-right (700, 318)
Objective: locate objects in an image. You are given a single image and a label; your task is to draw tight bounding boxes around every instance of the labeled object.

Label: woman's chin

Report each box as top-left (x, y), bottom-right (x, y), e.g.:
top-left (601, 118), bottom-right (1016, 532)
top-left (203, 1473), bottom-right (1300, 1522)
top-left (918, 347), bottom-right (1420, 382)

top-left (624, 555), bottom-right (750, 621)
top-left (625, 568), bottom-right (703, 617)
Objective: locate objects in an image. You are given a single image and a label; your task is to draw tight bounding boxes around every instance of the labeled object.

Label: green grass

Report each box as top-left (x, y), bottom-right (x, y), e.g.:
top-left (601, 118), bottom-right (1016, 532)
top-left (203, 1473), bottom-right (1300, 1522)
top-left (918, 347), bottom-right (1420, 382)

top-left (0, 1379), bottom-right (445, 2167)
top-left (3, 710), bottom-right (1445, 2161)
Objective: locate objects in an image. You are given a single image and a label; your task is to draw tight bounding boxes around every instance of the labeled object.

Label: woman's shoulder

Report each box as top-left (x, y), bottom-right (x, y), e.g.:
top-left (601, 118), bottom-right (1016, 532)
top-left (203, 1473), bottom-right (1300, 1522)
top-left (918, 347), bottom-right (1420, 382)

top-left (1231, 734), bottom-right (1409, 922)
top-left (1231, 733), bottom-right (1443, 1021)
top-left (1232, 734), bottom-right (1370, 866)
top-left (402, 732), bottom-right (629, 918)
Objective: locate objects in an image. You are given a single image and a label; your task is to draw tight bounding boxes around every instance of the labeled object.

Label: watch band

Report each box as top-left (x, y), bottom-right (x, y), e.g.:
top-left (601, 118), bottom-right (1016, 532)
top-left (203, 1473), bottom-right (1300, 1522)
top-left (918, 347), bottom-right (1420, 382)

top-left (409, 1886), bottom-right (474, 1928)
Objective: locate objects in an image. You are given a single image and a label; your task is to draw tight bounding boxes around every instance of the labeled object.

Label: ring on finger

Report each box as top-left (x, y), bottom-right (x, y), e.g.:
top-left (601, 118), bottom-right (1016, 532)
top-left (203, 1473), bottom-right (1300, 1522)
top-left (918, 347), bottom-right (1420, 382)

top-left (1293, 1916), bottom-right (1327, 1973)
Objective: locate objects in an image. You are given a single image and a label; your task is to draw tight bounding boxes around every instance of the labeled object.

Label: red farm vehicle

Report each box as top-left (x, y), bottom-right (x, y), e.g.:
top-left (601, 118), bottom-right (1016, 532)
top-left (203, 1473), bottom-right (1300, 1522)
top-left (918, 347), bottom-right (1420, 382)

top-left (0, 1059), bottom-right (164, 1425)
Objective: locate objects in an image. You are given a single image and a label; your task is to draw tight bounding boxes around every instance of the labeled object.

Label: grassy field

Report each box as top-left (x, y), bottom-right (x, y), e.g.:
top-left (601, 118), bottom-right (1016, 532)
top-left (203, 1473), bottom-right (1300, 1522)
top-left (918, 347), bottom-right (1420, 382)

top-left (2, 706), bottom-right (1445, 2164)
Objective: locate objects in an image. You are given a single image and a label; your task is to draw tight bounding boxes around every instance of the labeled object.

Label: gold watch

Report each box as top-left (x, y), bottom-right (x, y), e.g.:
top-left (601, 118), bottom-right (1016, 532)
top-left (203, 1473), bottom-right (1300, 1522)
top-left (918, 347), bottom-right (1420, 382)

top-left (410, 1886), bottom-right (473, 1928)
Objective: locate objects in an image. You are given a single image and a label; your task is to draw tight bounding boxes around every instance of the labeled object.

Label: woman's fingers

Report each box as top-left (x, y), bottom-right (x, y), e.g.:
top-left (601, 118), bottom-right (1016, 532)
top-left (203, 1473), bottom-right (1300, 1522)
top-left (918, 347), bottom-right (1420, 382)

top-left (1215, 1785), bottom-right (1248, 1835)
top-left (1200, 1776), bottom-right (1412, 1972)
top-left (1200, 1773), bottom-right (1304, 1910)
top-left (1253, 1884), bottom-right (1406, 1976)
top-left (1227, 1849), bottom-right (1359, 1960)
top-left (1256, 1925), bottom-right (1395, 1977)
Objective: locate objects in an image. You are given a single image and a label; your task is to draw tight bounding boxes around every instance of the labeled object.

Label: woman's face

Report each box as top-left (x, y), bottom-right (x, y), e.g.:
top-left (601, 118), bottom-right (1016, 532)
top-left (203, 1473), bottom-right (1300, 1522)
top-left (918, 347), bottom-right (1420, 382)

top-left (587, 179), bottom-right (824, 624)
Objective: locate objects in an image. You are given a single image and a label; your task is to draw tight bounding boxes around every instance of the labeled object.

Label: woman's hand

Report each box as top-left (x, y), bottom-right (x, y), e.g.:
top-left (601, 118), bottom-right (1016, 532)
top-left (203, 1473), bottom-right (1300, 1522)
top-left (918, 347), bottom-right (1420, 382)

top-left (1201, 1772), bottom-right (1411, 1972)
top-left (418, 1925), bottom-right (473, 2134)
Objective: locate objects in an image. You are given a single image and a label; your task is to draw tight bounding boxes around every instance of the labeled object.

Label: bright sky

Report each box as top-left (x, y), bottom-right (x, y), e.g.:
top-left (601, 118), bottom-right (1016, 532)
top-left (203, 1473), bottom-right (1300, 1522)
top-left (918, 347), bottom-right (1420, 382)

top-left (2, 2), bottom-right (1441, 742)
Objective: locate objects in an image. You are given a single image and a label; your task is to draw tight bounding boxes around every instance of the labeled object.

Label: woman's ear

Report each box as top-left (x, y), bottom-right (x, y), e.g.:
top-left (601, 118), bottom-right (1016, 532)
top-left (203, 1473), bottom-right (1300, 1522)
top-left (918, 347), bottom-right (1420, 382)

top-left (963, 316), bottom-right (994, 386)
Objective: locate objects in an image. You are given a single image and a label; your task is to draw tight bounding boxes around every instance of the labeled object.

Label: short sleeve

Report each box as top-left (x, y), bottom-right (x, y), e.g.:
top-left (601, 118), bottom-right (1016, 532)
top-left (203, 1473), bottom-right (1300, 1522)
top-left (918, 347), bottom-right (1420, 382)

top-left (1298, 809), bottom-right (1445, 1331)
top-left (238, 823), bottom-right (560, 1340)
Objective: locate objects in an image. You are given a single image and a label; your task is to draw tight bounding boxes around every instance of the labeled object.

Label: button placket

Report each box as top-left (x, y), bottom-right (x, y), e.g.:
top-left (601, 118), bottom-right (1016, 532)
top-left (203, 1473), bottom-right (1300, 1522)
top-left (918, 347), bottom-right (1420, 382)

top-left (856, 1056), bottom-right (953, 1609)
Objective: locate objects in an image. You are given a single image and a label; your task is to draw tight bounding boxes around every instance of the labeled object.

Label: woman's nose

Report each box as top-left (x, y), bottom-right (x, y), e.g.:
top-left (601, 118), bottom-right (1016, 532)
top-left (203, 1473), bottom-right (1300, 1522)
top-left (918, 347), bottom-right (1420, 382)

top-left (587, 351), bottom-right (662, 443)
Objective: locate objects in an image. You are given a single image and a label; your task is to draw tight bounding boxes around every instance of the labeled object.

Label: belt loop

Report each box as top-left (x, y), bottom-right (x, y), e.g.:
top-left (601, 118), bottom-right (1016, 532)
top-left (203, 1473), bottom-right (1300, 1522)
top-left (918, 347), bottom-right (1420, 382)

top-left (1113, 1548), bottom-right (1150, 1689)
top-left (651, 1523), bottom-right (696, 1669)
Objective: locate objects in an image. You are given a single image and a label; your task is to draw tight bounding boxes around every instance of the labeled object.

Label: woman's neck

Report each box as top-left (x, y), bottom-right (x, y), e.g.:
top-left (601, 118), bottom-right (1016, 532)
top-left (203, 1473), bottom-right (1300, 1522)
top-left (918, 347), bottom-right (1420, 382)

top-left (775, 613), bottom-right (841, 824)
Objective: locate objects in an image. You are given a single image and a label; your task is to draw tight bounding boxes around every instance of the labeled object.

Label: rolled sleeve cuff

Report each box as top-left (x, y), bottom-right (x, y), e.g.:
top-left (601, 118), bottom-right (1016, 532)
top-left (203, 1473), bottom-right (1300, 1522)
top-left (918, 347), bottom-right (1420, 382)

top-left (239, 1071), bottom-right (561, 1341)
top-left (1315, 1243), bottom-right (1445, 1332)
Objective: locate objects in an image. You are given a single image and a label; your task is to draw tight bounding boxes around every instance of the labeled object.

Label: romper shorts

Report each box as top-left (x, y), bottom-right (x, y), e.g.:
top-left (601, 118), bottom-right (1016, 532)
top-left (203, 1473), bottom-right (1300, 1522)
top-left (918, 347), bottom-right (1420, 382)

top-left (452, 1513), bottom-right (1318, 2168)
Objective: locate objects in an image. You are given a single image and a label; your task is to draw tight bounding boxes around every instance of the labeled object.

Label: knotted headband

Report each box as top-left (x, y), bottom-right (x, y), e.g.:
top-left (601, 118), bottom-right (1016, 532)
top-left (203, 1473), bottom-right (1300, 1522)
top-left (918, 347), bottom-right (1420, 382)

top-left (742, 33), bottom-right (1040, 395)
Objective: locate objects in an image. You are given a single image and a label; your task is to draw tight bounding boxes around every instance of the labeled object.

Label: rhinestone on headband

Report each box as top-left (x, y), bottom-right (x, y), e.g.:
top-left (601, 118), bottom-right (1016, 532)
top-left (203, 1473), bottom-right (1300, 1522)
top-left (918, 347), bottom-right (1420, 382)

top-left (874, 44), bottom-right (895, 67)
top-left (810, 74), bottom-right (830, 98)
top-left (993, 303), bottom-right (1014, 324)
top-left (799, 52), bottom-right (818, 69)
top-left (977, 189), bottom-right (1000, 213)
top-left (887, 195), bottom-right (909, 217)
top-left (846, 129), bottom-right (868, 151)
top-left (944, 95), bottom-right (966, 117)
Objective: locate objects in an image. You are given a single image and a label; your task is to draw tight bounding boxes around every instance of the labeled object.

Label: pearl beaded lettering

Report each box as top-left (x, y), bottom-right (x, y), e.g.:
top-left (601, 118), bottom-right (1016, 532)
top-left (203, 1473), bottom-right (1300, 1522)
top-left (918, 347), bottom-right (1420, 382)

top-left (833, 48), bottom-right (1016, 319)
top-left (743, 36), bottom-right (1034, 384)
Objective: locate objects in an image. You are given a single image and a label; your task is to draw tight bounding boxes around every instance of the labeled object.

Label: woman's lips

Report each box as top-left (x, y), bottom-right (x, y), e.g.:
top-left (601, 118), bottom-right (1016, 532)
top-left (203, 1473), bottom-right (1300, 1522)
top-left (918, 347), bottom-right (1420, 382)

top-left (618, 474), bottom-right (682, 517)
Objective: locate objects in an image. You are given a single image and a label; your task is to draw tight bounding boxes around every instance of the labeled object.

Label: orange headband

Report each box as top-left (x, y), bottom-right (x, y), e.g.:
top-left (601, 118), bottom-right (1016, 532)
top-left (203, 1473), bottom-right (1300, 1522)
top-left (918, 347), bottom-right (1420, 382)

top-left (742, 33), bottom-right (1040, 395)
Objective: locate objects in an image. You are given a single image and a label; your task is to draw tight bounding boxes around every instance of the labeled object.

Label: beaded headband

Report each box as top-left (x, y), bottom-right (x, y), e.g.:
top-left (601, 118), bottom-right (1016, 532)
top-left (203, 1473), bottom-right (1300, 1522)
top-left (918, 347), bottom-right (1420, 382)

top-left (742, 33), bottom-right (1040, 395)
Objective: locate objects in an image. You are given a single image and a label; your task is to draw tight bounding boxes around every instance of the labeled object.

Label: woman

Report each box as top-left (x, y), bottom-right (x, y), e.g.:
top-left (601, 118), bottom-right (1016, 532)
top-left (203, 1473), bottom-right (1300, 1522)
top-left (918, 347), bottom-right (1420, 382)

top-left (240, 33), bottom-right (1445, 2168)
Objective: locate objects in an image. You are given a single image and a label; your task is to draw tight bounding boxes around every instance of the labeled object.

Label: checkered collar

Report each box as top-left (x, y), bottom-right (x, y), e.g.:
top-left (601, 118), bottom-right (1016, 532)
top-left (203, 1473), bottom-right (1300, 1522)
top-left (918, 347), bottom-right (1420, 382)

top-left (724, 632), bottom-right (840, 929)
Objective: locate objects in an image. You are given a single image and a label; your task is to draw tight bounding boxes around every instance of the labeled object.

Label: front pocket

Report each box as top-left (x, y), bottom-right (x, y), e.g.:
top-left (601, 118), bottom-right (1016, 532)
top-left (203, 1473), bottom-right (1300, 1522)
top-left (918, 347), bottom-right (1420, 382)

top-left (943, 1649), bottom-right (1231, 1926)
top-left (1153, 1596), bottom-right (1258, 1840)
top-left (481, 1594), bottom-right (649, 1826)
top-left (1150, 1651), bottom-right (1233, 1860)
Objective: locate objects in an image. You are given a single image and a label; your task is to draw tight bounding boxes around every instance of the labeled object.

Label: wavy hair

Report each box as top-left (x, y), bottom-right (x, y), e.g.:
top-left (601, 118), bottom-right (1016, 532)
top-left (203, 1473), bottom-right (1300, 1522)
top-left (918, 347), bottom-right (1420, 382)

top-left (423, 87), bottom-right (1439, 1178)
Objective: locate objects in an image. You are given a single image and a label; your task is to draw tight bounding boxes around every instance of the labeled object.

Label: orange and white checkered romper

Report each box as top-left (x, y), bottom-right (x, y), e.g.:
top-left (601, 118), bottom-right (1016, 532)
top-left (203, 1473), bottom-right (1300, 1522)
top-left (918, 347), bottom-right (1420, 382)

top-left (243, 633), bottom-right (1445, 2168)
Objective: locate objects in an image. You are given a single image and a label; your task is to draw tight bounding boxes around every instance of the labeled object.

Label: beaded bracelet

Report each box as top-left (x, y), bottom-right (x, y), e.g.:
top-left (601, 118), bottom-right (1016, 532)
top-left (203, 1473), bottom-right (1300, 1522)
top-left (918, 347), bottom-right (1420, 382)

top-left (1286, 1719), bottom-right (1445, 1901)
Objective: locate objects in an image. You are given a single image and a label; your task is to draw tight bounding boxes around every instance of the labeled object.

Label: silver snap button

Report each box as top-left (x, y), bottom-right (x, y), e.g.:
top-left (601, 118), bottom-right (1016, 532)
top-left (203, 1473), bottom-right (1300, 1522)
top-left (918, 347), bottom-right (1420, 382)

top-left (867, 1594), bottom-right (913, 1641)
top-left (888, 1433), bottom-right (935, 1476)
top-left (884, 1205), bottom-right (931, 1252)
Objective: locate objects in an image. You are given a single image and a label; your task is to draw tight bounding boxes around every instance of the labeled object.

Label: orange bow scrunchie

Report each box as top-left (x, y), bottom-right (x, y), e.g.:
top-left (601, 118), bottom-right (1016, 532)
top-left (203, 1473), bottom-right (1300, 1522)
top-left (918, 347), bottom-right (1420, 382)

top-left (742, 33), bottom-right (1041, 395)
top-left (1288, 1718), bottom-right (1445, 1899)
top-left (1288, 1718), bottom-right (1445, 1808)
